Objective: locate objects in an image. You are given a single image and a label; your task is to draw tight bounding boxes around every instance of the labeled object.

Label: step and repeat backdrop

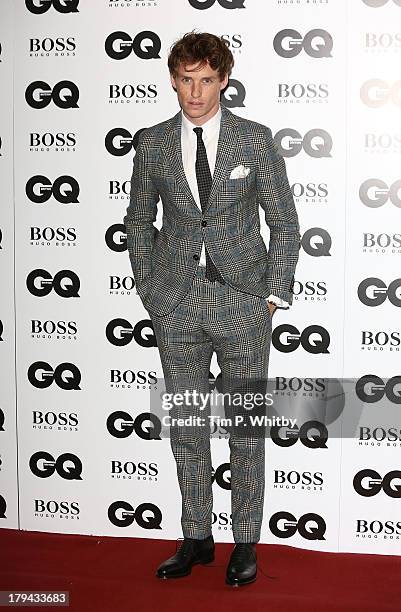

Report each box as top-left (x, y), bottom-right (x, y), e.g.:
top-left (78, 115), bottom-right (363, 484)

top-left (0, 0), bottom-right (400, 556)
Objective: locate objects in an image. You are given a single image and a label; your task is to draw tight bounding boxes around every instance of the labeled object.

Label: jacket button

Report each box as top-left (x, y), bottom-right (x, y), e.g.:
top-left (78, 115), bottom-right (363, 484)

top-left (193, 254), bottom-right (200, 260)
top-left (201, 220), bottom-right (207, 227)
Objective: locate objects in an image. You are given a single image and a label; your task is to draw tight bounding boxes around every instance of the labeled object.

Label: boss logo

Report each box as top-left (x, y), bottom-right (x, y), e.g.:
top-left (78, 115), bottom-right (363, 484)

top-left (111, 461), bottom-right (158, 478)
top-left (29, 37), bottom-right (76, 53)
top-left (34, 500), bottom-right (80, 515)
top-left (29, 133), bottom-right (77, 148)
top-left (278, 83), bottom-right (329, 100)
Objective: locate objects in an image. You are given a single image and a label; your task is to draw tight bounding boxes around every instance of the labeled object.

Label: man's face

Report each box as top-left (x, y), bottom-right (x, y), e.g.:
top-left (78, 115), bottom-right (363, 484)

top-left (170, 61), bottom-right (228, 125)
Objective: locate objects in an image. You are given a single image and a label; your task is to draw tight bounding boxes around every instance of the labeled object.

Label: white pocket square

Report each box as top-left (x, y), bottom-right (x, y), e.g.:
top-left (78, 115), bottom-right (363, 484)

top-left (229, 164), bottom-right (250, 179)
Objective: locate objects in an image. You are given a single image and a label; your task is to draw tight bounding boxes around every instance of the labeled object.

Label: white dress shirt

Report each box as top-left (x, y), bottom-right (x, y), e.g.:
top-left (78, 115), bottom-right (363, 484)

top-left (180, 106), bottom-right (289, 309)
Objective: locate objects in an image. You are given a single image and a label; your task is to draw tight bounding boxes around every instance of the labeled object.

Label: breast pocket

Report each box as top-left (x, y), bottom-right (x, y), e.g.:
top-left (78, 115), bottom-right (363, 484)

top-left (224, 170), bottom-right (255, 198)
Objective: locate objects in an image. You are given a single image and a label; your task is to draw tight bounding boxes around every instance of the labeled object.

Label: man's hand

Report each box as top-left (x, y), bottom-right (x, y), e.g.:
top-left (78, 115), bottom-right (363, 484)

top-left (267, 300), bottom-right (277, 318)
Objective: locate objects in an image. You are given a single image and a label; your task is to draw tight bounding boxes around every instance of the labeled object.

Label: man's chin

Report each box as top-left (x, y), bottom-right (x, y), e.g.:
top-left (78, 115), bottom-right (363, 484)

top-left (185, 104), bottom-right (206, 115)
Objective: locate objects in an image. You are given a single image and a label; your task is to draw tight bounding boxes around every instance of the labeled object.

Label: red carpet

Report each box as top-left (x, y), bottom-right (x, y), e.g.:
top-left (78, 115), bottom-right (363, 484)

top-left (1, 529), bottom-right (400, 611)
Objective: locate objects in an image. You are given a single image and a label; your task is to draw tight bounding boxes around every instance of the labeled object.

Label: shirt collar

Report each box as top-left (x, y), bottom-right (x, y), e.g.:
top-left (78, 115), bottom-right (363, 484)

top-left (181, 105), bottom-right (221, 141)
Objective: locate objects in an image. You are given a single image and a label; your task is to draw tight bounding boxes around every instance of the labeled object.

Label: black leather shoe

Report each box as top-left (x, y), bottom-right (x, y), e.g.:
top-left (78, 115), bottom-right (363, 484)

top-left (156, 535), bottom-right (215, 579)
top-left (225, 543), bottom-right (257, 586)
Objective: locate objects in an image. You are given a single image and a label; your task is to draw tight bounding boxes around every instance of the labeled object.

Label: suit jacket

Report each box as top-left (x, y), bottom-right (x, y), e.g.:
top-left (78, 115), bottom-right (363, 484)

top-left (123, 103), bottom-right (301, 317)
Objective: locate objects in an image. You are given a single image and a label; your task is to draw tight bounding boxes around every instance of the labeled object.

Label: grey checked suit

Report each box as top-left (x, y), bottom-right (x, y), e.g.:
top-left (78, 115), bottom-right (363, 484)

top-left (123, 104), bottom-right (301, 543)
top-left (124, 104), bottom-right (301, 317)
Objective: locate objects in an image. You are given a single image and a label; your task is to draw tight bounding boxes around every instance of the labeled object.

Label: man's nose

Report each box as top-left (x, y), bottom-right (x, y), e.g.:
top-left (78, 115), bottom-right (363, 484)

top-left (191, 83), bottom-right (202, 98)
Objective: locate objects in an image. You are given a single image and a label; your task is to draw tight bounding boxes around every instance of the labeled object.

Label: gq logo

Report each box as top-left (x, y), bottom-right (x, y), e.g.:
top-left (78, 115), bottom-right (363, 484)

top-left (25, 0), bottom-right (79, 13)
top-left (0, 408), bottom-right (5, 431)
top-left (353, 469), bottom-right (401, 498)
top-left (272, 325), bottom-right (330, 354)
top-left (26, 175), bottom-right (79, 204)
top-left (28, 362), bottom-right (81, 390)
top-left (212, 463), bottom-right (231, 490)
top-left (356, 375), bottom-right (401, 403)
top-left (105, 31), bottom-right (161, 60)
top-left (273, 29), bottom-right (333, 58)
top-left (188, 0), bottom-right (245, 8)
top-left (106, 318), bottom-right (157, 348)
top-left (26, 269), bottom-right (80, 298)
top-left (221, 78), bottom-right (246, 108)
top-left (275, 129), bottom-right (332, 158)
top-left (108, 501), bottom-right (162, 529)
top-left (105, 128), bottom-right (145, 157)
top-left (25, 81), bottom-right (79, 109)
top-left (107, 411), bottom-right (162, 440)
top-left (29, 452), bottom-right (82, 480)
top-left (362, 0), bottom-right (401, 6)
top-left (301, 228), bottom-right (332, 257)
top-left (269, 512), bottom-right (326, 540)
top-left (357, 278), bottom-right (401, 306)
top-left (359, 179), bottom-right (401, 208)
top-left (106, 224), bottom-right (126, 253)
top-left (361, 79), bottom-right (401, 108)
top-left (0, 496), bottom-right (6, 519)
top-left (271, 421), bottom-right (328, 449)
top-left (0, 320), bottom-right (3, 341)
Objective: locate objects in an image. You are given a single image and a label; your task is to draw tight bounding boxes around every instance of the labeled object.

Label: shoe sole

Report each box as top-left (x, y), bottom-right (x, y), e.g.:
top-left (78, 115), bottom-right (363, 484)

top-left (225, 574), bottom-right (257, 587)
top-left (156, 553), bottom-right (215, 579)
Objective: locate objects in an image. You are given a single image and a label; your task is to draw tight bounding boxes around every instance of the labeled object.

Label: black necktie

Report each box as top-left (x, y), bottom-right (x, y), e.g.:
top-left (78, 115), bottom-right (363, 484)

top-left (193, 126), bottom-right (225, 284)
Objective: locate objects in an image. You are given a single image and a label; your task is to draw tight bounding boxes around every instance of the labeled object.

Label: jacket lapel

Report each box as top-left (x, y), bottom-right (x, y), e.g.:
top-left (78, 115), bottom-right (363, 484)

top-left (162, 103), bottom-right (238, 215)
top-left (206, 104), bottom-right (237, 213)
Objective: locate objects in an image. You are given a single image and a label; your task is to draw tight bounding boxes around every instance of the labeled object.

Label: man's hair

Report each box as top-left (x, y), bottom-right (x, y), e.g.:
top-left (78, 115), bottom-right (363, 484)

top-left (168, 31), bottom-right (234, 81)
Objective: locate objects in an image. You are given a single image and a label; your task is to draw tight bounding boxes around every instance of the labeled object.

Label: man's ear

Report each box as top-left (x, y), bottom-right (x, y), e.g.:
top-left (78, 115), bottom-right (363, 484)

top-left (170, 73), bottom-right (177, 91)
top-left (220, 73), bottom-right (229, 91)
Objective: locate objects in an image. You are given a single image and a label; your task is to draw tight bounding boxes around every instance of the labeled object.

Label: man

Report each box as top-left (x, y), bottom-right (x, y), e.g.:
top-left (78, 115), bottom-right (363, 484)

top-left (123, 31), bottom-right (301, 586)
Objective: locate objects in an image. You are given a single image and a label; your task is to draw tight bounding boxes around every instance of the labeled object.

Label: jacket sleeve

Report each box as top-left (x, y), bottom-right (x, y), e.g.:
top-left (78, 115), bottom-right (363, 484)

top-left (256, 126), bottom-right (301, 305)
top-left (123, 130), bottom-right (159, 300)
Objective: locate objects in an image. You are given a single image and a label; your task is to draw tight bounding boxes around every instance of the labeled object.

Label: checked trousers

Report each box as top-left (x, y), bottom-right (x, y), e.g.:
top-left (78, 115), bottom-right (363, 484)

top-left (149, 265), bottom-right (272, 543)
